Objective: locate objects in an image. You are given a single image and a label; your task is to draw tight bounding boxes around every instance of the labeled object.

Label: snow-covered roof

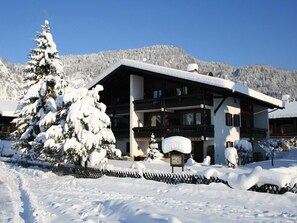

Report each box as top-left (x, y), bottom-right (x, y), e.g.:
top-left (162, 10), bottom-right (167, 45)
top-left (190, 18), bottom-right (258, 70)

top-left (269, 101), bottom-right (297, 119)
top-left (86, 59), bottom-right (283, 108)
top-left (0, 100), bottom-right (18, 117)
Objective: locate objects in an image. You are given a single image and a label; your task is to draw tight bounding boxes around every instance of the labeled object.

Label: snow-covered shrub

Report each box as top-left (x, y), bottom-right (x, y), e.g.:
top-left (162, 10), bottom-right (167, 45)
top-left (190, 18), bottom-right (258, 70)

top-left (202, 155), bottom-right (211, 166)
top-left (185, 154), bottom-right (196, 166)
top-left (225, 147), bottom-right (238, 168)
top-left (106, 144), bottom-right (122, 159)
top-left (234, 140), bottom-right (252, 165)
top-left (88, 149), bottom-right (107, 166)
top-left (257, 138), bottom-right (296, 166)
top-left (130, 161), bottom-right (146, 170)
top-left (146, 133), bottom-right (163, 160)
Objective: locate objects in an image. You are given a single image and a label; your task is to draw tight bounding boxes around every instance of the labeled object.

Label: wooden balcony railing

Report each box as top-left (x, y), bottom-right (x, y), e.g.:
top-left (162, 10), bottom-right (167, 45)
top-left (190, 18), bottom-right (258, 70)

top-left (133, 94), bottom-right (213, 111)
top-left (133, 125), bottom-right (214, 139)
top-left (112, 128), bottom-right (129, 139)
top-left (106, 103), bottom-right (129, 115)
top-left (240, 128), bottom-right (267, 139)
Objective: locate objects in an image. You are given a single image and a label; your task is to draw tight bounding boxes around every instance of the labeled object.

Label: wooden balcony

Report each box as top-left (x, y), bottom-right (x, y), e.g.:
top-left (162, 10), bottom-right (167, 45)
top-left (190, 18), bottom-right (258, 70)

top-left (240, 128), bottom-right (267, 139)
top-left (106, 103), bottom-right (129, 115)
top-left (133, 125), bottom-right (214, 139)
top-left (133, 94), bottom-right (213, 111)
top-left (112, 128), bottom-right (129, 139)
top-left (133, 98), bottom-right (162, 111)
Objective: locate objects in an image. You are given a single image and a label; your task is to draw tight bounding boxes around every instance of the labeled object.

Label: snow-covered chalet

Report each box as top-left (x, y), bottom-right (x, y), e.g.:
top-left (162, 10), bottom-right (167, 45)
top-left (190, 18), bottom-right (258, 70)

top-left (0, 100), bottom-right (18, 139)
top-left (86, 59), bottom-right (283, 164)
top-left (269, 99), bottom-right (297, 139)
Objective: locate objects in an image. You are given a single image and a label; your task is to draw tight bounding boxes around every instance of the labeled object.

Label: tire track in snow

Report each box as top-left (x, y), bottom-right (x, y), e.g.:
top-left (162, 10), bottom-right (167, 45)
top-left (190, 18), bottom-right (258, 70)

top-left (17, 174), bottom-right (34, 223)
top-left (8, 166), bottom-right (51, 223)
top-left (7, 168), bottom-right (35, 223)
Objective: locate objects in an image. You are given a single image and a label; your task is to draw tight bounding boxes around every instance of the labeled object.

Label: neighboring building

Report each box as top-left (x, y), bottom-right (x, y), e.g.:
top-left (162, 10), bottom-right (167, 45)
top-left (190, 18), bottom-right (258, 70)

top-left (269, 100), bottom-right (297, 139)
top-left (87, 59), bottom-right (283, 164)
top-left (0, 100), bottom-right (18, 139)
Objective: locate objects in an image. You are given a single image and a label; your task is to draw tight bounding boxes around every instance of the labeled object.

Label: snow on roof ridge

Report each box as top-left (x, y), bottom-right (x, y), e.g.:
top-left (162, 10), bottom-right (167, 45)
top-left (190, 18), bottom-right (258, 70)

top-left (269, 101), bottom-right (297, 119)
top-left (0, 99), bottom-right (19, 117)
top-left (86, 59), bottom-right (283, 108)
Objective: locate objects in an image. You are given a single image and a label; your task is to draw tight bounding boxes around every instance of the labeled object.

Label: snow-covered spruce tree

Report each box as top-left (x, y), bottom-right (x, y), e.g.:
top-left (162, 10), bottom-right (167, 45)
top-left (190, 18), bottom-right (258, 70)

top-left (58, 85), bottom-right (116, 166)
top-left (12, 20), bottom-right (67, 159)
top-left (13, 20), bottom-right (116, 165)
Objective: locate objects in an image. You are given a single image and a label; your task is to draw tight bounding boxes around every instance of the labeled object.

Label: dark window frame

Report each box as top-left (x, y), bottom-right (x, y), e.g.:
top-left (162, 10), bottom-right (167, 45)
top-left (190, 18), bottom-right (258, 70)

top-left (225, 113), bottom-right (233, 126)
top-left (233, 114), bottom-right (241, 127)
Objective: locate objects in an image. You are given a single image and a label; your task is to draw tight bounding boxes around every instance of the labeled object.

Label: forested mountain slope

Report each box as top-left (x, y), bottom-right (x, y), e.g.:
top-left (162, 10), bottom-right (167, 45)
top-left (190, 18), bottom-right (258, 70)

top-left (1, 45), bottom-right (296, 101)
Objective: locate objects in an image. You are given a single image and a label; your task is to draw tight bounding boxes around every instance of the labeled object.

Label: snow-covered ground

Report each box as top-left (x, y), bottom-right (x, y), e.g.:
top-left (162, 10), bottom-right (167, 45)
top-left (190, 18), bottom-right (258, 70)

top-left (1, 150), bottom-right (297, 223)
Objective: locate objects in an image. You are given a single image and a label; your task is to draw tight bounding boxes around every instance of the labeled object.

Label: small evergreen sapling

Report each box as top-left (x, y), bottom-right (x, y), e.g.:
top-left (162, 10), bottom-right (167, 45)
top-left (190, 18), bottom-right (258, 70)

top-left (146, 133), bottom-right (163, 160)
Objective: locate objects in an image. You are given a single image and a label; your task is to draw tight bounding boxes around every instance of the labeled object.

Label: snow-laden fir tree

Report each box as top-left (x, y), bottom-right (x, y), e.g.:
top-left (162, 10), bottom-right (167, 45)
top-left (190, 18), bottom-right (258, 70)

top-left (43, 85), bottom-right (116, 166)
top-left (13, 20), bottom-right (116, 165)
top-left (12, 20), bottom-right (67, 159)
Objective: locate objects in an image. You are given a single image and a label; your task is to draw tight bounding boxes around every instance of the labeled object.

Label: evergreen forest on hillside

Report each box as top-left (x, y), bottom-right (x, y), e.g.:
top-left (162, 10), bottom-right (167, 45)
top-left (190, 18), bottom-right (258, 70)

top-left (1, 45), bottom-right (297, 101)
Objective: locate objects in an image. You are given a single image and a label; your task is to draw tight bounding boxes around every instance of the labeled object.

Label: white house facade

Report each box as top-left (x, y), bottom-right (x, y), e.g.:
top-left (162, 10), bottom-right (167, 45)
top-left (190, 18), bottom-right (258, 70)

top-left (87, 59), bottom-right (283, 164)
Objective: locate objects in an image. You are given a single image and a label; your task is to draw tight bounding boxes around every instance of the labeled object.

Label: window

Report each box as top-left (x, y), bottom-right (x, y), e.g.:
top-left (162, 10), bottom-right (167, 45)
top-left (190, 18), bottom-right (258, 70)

top-left (226, 141), bottom-right (234, 148)
top-left (153, 90), bottom-right (162, 98)
top-left (151, 114), bottom-right (162, 127)
top-left (195, 112), bottom-right (202, 125)
top-left (204, 109), bottom-right (211, 125)
top-left (182, 109), bottom-right (211, 126)
top-left (233, 114), bottom-right (240, 127)
top-left (144, 113), bottom-right (163, 127)
top-left (225, 113), bottom-right (233, 126)
top-left (183, 112), bottom-right (194, 125)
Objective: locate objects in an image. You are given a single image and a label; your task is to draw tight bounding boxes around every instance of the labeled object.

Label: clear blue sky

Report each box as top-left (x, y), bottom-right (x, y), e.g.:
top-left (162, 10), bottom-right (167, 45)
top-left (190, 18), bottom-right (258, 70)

top-left (0, 0), bottom-right (296, 70)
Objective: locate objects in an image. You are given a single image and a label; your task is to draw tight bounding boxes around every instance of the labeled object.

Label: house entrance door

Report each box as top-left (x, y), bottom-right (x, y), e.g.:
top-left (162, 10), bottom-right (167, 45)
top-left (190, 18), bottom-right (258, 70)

top-left (193, 141), bottom-right (204, 162)
top-left (206, 145), bottom-right (215, 164)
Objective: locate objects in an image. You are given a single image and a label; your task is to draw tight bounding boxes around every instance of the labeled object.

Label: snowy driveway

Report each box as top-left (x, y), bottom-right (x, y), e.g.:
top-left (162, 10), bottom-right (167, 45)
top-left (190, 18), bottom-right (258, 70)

top-left (1, 161), bottom-right (297, 223)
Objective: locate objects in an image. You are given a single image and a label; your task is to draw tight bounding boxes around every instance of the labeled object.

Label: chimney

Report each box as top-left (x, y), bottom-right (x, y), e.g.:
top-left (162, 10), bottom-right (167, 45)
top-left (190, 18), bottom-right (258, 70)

top-left (281, 94), bottom-right (290, 108)
top-left (187, 63), bottom-right (198, 73)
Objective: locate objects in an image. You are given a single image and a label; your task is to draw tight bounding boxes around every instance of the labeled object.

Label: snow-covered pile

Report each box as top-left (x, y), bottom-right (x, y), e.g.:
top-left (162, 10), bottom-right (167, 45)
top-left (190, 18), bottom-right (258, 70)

top-left (0, 140), bottom-right (15, 157)
top-left (162, 136), bottom-right (191, 154)
top-left (204, 165), bottom-right (297, 190)
top-left (1, 158), bottom-right (297, 223)
top-left (224, 147), bottom-right (238, 168)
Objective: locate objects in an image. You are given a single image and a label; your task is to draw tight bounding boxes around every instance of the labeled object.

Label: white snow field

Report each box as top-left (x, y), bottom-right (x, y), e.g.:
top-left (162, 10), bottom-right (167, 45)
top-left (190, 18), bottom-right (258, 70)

top-left (1, 152), bottom-right (297, 223)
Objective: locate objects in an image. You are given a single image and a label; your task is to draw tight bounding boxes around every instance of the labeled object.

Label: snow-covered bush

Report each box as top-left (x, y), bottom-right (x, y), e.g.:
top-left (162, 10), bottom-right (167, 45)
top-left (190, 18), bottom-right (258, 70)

top-left (106, 144), bottom-right (122, 159)
top-left (225, 147), bottom-right (238, 168)
top-left (202, 155), bottom-right (211, 166)
top-left (88, 149), bottom-right (107, 166)
top-left (146, 133), bottom-right (163, 160)
top-left (257, 138), bottom-right (297, 166)
top-left (185, 155), bottom-right (196, 166)
top-left (130, 161), bottom-right (146, 171)
top-left (234, 140), bottom-right (252, 165)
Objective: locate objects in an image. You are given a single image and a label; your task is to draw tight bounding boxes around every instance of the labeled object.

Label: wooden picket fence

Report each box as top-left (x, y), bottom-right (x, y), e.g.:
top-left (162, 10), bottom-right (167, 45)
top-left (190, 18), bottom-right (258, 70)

top-left (8, 159), bottom-right (297, 195)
